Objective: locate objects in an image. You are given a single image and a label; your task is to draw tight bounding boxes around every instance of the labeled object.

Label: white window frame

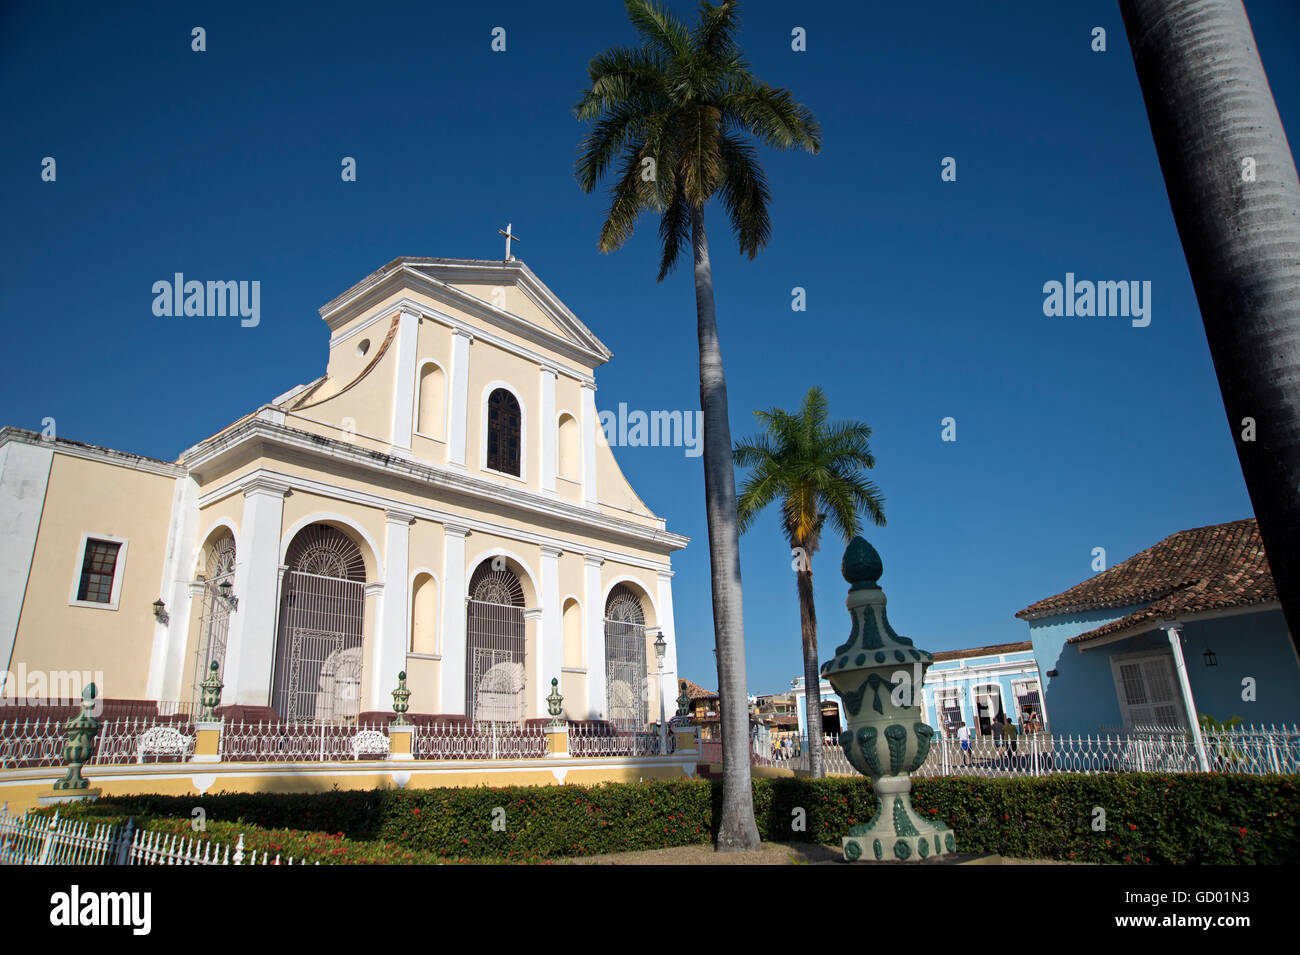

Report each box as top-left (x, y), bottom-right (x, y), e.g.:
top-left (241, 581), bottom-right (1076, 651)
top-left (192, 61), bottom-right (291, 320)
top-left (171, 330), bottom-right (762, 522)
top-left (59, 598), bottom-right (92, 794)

top-left (1011, 678), bottom-right (1042, 720)
top-left (479, 381), bottom-right (527, 483)
top-left (68, 532), bottom-right (129, 611)
top-left (935, 686), bottom-right (963, 731)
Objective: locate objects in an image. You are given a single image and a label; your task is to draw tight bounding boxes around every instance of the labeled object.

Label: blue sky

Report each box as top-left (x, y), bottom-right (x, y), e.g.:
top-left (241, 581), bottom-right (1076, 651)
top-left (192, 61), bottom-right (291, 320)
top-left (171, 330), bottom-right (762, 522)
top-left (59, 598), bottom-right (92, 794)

top-left (3, 1), bottom-right (1297, 698)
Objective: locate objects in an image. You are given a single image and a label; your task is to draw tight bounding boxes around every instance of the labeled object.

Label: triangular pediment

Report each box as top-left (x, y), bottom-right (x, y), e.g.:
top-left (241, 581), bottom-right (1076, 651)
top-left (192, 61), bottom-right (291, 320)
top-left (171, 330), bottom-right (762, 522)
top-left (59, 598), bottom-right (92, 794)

top-left (319, 257), bottom-right (612, 367)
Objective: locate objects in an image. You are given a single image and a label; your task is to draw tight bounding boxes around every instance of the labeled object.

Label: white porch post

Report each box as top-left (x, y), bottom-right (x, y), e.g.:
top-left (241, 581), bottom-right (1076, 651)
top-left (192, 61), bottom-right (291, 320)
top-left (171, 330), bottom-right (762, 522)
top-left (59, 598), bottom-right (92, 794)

top-left (223, 477), bottom-right (289, 707)
top-left (583, 555), bottom-right (606, 720)
top-left (389, 309), bottom-right (421, 457)
top-left (1164, 623), bottom-right (1210, 771)
top-left (656, 569), bottom-right (678, 716)
top-left (538, 546), bottom-right (563, 715)
top-left (372, 509), bottom-right (415, 709)
top-left (540, 366), bottom-right (558, 495)
top-left (580, 382), bottom-right (598, 506)
top-left (447, 329), bottom-right (473, 469)
top-left (440, 524), bottom-right (470, 715)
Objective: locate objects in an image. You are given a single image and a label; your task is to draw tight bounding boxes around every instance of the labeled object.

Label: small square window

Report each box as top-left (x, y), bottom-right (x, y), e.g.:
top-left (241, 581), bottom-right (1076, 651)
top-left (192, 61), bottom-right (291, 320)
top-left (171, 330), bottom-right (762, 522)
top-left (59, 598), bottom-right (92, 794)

top-left (77, 540), bottom-right (121, 603)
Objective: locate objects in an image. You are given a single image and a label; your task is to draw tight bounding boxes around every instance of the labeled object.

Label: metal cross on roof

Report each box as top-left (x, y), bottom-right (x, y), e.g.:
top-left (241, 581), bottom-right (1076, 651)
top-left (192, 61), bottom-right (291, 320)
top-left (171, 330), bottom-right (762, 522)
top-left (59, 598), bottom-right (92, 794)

top-left (498, 223), bottom-right (521, 261)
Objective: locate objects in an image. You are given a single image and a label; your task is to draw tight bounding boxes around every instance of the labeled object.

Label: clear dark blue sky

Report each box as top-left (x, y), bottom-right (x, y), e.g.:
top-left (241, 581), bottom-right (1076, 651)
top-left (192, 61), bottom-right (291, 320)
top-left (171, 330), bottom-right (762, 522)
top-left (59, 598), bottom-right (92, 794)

top-left (3, 1), bottom-right (1297, 697)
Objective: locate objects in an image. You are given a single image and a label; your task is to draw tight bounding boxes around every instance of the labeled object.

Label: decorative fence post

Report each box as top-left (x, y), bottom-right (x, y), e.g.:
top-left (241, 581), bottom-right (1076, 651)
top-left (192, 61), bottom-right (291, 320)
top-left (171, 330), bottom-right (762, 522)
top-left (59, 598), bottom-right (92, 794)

top-left (113, 818), bottom-right (135, 865)
top-left (193, 661), bottom-right (225, 763)
top-left (544, 679), bottom-right (568, 758)
top-left (823, 537), bottom-right (957, 862)
top-left (389, 671), bottom-right (414, 761)
top-left (44, 684), bottom-right (103, 804)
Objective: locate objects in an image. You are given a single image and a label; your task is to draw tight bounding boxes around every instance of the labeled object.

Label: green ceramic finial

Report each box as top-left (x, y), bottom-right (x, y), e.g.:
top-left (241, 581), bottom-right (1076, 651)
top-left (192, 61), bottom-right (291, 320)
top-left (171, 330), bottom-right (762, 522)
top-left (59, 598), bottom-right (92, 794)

top-left (841, 536), bottom-right (883, 590)
top-left (391, 670), bottom-right (411, 725)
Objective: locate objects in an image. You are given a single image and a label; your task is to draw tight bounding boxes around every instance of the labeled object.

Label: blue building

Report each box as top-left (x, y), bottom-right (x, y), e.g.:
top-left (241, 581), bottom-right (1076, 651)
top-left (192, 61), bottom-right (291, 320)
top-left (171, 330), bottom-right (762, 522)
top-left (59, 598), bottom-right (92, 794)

top-left (792, 641), bottom-right (1044, 740)
top-left (1016, 518), bottom-right (1299, 736)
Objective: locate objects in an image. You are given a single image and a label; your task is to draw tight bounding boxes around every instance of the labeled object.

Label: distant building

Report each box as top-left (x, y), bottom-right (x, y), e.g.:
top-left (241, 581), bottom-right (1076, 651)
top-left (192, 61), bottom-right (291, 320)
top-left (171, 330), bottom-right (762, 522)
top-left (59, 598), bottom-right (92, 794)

top-left (1016, 518), bottom-right (1297, 735)
top-left (677, 678), bottom-right (722, 741)
top-left (792, 640), bottom-right (1042, 739)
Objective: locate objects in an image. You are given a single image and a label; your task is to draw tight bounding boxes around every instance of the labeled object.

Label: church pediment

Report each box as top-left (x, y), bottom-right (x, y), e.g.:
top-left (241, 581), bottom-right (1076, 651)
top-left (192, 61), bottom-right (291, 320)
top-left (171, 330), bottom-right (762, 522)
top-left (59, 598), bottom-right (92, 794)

top-left (319, 257), bottom-right (612, 368)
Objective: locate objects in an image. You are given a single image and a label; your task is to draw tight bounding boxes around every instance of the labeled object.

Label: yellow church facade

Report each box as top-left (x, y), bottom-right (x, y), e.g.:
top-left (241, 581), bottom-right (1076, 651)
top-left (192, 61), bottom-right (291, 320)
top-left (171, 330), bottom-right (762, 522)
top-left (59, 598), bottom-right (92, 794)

top-left (0, 257), bottom-right (687, 727)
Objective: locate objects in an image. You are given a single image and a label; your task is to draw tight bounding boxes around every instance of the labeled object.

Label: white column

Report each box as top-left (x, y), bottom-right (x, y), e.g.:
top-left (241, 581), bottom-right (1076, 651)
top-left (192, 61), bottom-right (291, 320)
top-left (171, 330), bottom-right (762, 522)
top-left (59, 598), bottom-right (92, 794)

top-left (372, 509), bottom-right (415, 708)
top-left (538, 546), bottom-right (563, 714)
top-left (223, 477), bottom-right (289, 707)
top-left (150, 474), bottom-right (199, 703)
top-left (583, 555), bottom-right (606, 719)
top-left (439, 524), bottom-right (470, 715)
top-left (540, 366), bottom-right (557, 494)
top-left (1165, 624), bottom-right (1210, 771)
top-left (389, 309), bottom-right (421, 457)
top-left (580, 382), bottom-right (598, 506)
top-left (447, 329), bottom-right (473, 469)
top-left (656, 569), bottom-right (678, 716)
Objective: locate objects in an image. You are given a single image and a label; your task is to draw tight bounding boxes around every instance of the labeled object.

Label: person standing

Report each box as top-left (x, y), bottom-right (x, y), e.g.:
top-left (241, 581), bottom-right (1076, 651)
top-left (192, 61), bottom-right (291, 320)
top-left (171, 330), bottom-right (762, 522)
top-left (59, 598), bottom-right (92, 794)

top-left (1004, 715), bottom-right (1019, 767)
top-left (957, 722), bottom-right (972, 766)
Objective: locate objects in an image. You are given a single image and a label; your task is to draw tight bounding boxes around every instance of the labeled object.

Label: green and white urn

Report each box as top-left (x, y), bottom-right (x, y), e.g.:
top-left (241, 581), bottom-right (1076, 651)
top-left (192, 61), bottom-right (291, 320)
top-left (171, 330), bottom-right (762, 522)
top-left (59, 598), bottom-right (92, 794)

top-left (821, 537), bottom-right (957, 862)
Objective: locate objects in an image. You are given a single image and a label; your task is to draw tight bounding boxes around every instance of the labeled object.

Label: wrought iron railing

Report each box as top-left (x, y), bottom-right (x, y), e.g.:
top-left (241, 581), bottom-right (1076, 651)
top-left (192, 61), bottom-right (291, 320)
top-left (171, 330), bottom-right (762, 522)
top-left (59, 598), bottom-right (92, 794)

top-left (567, 723), bottom-right (663, 757)
top-left (765, 724), bottom-right (1300, 778)
top-left (413, 721), bottom-right (547, 759)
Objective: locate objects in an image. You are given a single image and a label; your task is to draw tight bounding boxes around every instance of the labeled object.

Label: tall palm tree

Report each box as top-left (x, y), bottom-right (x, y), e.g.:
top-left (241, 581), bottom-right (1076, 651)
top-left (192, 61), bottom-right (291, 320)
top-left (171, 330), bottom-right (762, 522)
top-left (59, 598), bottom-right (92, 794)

top-left (574, 0), bottom-right (820, 851)
top-left (734, 387), bottom-right (885, 778)
top-left (1118, 0), bottom-right (1300, 652)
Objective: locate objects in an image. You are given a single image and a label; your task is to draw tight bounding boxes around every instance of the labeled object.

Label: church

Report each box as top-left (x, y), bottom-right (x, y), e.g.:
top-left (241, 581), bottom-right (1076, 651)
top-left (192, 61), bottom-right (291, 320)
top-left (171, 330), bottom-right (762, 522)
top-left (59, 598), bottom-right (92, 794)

top-left (0, 255), bottom-right (687, 728)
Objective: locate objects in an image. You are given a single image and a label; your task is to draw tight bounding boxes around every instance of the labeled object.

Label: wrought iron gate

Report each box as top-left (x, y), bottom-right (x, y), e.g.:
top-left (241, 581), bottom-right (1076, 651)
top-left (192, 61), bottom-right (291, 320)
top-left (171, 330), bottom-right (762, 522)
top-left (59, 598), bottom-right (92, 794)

top-left (604, 585), bottom-right (647, 730)
top-left (189, 535), bottom-right (235, 714)
top-left (465, 564), bottom-right (525, 724)
top-left (271, 526), bottom-right (367, 723)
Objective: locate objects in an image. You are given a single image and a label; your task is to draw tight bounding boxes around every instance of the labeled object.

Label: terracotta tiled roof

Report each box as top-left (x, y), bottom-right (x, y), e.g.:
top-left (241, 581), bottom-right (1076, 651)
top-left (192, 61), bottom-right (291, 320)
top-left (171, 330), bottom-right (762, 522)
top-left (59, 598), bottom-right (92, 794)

top-left (1013, 519), bottom-right (1276, 642)
top-left (931, 641), bottom-right (1033, 662)
top-left (678, 678), bottom-right (717, 700)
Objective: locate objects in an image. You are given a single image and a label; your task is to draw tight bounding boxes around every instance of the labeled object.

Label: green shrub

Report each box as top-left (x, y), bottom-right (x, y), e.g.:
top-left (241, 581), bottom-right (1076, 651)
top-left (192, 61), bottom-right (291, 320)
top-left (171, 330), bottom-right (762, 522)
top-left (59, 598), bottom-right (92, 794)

top-left (47, 773), bottom-right (1300, 864)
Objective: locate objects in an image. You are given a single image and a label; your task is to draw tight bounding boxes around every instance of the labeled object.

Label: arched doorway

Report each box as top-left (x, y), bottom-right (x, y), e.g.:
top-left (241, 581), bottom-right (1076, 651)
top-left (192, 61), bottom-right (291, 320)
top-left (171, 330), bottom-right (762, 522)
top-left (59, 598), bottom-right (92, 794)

top-left (973, 683), bottom-right (1004, 737)
top-left (272, 524), bottom-right (367, 723)
top-left (604, 585), bottom-right (648, 730)
top-left (465, 560), bottom-right (525, 724)
top-left (190, 531), bottom-right (236, 713)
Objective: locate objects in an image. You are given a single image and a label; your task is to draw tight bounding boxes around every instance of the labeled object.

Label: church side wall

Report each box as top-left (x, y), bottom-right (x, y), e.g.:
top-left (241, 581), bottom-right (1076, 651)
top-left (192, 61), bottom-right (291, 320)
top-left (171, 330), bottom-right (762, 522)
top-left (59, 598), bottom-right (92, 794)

top-left (7, 454), bottom-right (176, 702)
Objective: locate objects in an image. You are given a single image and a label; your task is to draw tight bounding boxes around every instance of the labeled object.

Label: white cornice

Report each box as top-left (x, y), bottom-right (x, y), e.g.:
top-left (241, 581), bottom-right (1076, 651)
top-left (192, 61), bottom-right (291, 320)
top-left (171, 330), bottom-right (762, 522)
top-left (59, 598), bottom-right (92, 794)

top-left (186, 422), bottom-right (686, 560)
top-left (0, 428), bottom-right (184, 479)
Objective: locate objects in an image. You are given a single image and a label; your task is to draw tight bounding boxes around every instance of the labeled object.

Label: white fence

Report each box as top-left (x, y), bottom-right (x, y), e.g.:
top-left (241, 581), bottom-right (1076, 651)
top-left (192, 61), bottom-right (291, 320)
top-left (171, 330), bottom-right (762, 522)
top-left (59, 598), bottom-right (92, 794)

top-left (778, 724), bottom-right (1300, 778)
top-left (568, 724), bottom-right (663, 757)
top-left (220, 721), bottom-right (392, 762)
top-left (413, 721), bottom-right (547, 760)
top-left (0, 806), bottom-right (314, 865)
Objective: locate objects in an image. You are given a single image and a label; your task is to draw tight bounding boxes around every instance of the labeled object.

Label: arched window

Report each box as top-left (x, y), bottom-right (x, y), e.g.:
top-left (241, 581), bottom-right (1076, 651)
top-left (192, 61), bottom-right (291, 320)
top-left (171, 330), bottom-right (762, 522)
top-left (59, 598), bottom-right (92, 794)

top-left (465, 560), bottom-right (525, 723)
top-left (410, 572), bottom-right (438, 654)
top-left (557, 413), bottom-right (580, 482)
top-left (604, 585), bottom-right (648, 730)
top-left (417, 363), bottom-right (445, 439)
top-left (486, 388), bottom-right (522, 476)
top-left (190, 531), bottom-right (236, 713)
top-left (273, 524), bottom-right (367, 722)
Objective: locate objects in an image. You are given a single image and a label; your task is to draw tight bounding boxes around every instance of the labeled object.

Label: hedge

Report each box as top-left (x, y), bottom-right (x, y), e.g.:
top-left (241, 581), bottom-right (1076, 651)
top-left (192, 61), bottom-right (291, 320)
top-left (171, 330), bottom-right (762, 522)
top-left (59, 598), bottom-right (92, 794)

top-left (49, 773), bottom-right (1300, 864)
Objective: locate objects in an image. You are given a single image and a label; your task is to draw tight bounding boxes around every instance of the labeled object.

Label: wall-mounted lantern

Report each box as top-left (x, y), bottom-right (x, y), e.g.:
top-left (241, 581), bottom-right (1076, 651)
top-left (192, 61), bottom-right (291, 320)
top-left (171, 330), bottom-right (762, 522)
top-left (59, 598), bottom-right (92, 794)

top-left (152, 599), bottom-right (169, 624)
top-left (1203, 648), bottom-right (1218, 668)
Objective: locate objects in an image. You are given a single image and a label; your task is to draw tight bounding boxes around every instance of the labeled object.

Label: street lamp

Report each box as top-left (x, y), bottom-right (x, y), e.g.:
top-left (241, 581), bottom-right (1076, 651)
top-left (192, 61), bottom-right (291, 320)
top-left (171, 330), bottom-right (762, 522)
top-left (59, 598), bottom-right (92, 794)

top-left (653, 631), bottom-right (667, 754)
top-left (218, 579), bottom-right (239, 611)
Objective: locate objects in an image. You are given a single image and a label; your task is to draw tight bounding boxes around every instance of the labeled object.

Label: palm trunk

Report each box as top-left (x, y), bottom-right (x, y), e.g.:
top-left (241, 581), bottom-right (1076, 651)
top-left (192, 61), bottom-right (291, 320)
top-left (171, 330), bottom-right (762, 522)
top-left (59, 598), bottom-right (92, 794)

top-left (691, 202), bottom-right (760, 851)
top-left (1119, 0), bottom-right (1300, 651)
top-left (796, 566), bottom-right (825, 778)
